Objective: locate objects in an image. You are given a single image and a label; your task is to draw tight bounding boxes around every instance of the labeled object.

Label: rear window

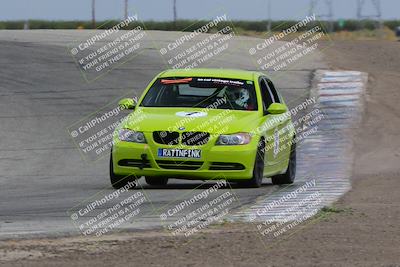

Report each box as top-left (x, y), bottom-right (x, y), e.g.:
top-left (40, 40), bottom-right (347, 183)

top-left (140, 77), bottom-right (258, 111)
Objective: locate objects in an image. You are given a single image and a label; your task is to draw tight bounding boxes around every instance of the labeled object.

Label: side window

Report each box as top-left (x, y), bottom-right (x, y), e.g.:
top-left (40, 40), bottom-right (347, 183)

top-left (266, 79), bottom-right (281, 103)
top-left (259, 78), bottom-right (274, 113)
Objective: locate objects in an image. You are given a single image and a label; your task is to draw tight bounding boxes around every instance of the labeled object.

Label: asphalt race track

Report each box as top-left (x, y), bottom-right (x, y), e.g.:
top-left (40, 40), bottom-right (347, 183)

top-left (0, 30), bottom-right (328, 238)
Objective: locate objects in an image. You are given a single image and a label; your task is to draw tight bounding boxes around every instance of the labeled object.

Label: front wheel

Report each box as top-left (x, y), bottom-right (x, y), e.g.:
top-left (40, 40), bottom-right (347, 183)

top-left (271, 142), bottom-right (296, 185)
top-left (240, 140), bottom-right (265, 188)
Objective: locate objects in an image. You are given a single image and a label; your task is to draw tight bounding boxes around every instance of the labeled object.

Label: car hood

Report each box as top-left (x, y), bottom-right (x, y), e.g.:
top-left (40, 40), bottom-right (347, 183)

top-left (122, 107), bottom-right (261, 134)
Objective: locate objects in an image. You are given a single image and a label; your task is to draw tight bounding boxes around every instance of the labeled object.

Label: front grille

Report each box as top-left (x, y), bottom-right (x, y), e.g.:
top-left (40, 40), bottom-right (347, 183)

top-left (118, 159), bottom-right (151, 168)
top-left (156, 160), bottom-right (203, 170)
top-left (153, 131), bottom-right (179, 145)
top-left (182, 132), bottom-right (210, 146)
top-left (209, 162), bottom-right (245, 170)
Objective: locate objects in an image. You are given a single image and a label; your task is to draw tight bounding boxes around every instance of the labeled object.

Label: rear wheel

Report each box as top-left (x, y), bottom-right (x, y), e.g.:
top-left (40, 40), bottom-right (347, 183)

top-left (271, 142), bottom-right (296, 185)
top-left (110, 153), bottom-right (135, 189)
top-left (145, 176), bottom-right (169, 186)
top-left (240, 140), bottom-right (265, 188)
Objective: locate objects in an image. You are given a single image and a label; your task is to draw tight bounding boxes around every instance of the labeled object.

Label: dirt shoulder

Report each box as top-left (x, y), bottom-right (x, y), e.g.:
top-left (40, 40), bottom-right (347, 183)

top-left (1, 40), bottom-right (400, 267)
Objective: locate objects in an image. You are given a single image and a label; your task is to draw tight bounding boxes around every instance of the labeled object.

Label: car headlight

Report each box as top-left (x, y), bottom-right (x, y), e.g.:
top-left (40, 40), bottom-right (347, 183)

top-left (216, 133), bottom-right (251, 145)
top-left (118, 129), bottom-right (146, 143)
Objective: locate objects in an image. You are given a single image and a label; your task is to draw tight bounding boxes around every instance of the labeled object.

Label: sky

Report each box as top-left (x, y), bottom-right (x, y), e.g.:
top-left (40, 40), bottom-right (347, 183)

top-left (0, 0), bottom-right (399, 21)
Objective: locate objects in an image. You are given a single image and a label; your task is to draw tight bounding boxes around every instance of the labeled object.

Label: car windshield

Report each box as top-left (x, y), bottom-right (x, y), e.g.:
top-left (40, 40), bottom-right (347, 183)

top-left (139, 77), bottom-right (258, 111)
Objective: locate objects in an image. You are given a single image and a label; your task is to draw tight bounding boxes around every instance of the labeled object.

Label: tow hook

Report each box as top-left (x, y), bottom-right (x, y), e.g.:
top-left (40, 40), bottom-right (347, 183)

top-left (140, 154), bottom-right (148, 170)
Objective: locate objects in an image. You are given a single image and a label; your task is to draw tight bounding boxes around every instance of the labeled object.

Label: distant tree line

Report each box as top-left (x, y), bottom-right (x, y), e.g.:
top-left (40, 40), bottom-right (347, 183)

top-left (0, 20), bottom-right (399, 32)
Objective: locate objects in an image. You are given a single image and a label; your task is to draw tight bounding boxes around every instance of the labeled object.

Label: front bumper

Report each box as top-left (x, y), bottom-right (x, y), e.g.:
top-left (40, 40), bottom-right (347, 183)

top-left (112, 133), bottom-right (257, 180)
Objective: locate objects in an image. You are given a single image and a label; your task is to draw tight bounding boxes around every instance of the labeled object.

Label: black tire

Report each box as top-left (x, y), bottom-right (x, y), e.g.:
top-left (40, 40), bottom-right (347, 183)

top-left (145, 176), bottom-right (169, 186)
top-left (271, 142), bottom-right (296, 185)
top-left (240, 140), bottom-right (265, 188)
top-left (110, 153), bottom-right (135, 189)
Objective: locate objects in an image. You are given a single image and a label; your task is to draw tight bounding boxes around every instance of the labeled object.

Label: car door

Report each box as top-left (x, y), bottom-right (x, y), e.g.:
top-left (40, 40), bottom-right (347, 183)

top-left (258, 77), bottom-right (280, 172)
top-left (265, 78), bottom-right (292, 170)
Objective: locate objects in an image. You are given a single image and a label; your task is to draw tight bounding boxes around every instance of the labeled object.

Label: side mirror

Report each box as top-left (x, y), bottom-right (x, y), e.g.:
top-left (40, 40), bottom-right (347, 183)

top-left (118, 98), bottom-right (136, 110)
top-left (266, 103), bottom-right (287, 114)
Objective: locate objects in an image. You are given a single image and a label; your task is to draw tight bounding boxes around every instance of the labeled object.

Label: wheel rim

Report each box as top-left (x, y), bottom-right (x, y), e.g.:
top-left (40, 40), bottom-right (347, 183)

top-left (255, 147), bottom-right (265, 184)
